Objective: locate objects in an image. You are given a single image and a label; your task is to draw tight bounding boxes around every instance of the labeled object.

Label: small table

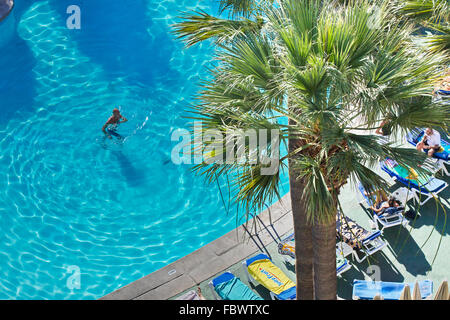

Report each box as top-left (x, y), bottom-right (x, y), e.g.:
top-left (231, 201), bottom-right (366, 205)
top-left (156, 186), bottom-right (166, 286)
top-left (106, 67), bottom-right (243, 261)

top-left (391, 187), bottom-right (414, 205)
top-left (336, 241), bottom-right (353, 258)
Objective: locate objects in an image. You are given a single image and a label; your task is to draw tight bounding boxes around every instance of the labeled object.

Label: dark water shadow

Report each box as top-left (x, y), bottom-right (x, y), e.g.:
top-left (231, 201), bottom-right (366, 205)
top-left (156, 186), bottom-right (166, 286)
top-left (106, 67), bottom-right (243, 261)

top-left (48, 0), bottom-right (178, 87)
top-left (111, 150), bottom-right (146, 188)
top-left (0, 1), bottom-right (37, 127)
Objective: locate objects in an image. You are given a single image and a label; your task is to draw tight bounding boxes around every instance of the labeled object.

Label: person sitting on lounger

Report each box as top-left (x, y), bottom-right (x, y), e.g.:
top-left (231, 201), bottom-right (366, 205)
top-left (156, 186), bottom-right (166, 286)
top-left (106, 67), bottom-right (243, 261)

top-left (416, 127), bottom-right (443, 158)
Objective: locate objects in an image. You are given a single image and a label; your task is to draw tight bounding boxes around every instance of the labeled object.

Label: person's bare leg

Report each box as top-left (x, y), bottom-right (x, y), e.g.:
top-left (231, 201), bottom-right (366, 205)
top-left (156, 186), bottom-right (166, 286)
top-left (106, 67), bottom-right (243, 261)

top-left (428, 148), bottom-right (435, 158)
top-left (197, 287), bottom-right (206, 300)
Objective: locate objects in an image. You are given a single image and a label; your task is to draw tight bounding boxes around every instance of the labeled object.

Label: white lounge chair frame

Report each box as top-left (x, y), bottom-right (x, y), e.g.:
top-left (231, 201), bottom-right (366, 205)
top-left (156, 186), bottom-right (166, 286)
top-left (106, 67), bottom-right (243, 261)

top-left (350, 232), bottom-right (387, 263)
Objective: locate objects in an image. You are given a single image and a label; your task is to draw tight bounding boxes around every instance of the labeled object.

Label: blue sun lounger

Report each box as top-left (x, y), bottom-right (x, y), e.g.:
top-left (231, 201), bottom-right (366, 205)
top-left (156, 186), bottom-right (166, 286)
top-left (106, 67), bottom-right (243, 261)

top-left (437, 89), bottom-right (450, 97)
top-left (208, 272), bottom-right (263, 300)
top-left (380, 158), bottom-right (448, 205)
top-left (352, 279), bottom-right (433, 300)
top-left (242, 253), bottom-right (296, 300)
top-left (357, 183), bottom-right (408, 230)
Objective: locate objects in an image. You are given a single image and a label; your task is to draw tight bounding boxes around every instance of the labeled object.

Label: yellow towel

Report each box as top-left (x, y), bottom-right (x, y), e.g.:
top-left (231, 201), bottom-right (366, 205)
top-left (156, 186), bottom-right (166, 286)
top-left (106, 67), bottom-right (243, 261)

top-left (247, 259), bottom-right (295, 295)
top-left (406, 168), bottom-right (419, 180)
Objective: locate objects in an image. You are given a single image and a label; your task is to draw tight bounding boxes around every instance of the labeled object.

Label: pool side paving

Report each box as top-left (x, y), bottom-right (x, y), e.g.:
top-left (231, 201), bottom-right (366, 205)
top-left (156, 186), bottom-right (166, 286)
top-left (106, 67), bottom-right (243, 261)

top-left (102, 163), bottom-right (450, 300)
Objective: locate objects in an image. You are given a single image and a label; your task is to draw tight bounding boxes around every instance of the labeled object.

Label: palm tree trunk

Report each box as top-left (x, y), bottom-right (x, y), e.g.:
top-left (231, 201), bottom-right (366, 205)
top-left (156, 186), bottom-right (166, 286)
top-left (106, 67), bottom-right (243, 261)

top-left (289, 137), bottom-right (314, 300)
top-left (312, 213), bottom-right (337, 300)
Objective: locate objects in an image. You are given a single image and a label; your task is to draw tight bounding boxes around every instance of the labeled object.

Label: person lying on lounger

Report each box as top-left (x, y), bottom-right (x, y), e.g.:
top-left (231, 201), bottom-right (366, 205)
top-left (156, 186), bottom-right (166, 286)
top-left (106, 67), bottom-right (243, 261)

top-left (369, 194), bottom-right (403, 216)
top-left (416, 127), bottom-right (443, 158)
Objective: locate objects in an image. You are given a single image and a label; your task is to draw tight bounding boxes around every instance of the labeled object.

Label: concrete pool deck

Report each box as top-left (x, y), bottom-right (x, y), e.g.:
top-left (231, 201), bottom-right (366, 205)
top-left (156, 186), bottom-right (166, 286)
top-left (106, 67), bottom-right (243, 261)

top-left (0, 0), bottom-right (13, 22)
top-left (102, 162), bottom-right (450, 300)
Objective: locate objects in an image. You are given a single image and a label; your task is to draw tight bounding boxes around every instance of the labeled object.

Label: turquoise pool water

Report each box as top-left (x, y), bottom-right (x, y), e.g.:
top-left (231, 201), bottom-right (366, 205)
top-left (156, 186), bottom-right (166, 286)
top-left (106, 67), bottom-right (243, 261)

top-left (0, 0), bottom-right (289, 299)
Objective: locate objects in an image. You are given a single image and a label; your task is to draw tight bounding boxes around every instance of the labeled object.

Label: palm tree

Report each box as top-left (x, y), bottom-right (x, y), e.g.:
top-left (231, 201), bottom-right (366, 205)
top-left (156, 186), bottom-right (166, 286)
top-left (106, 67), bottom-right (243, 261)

top-left (173, 0), bottom-right (449, 299)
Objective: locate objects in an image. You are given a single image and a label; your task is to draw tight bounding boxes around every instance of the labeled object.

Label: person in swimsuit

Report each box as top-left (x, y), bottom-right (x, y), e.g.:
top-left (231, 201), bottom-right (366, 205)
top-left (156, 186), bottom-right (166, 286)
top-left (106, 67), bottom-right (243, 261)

top-left (368, 193), bottom-right (402, 216)
top-left (102, 108), bottom-right (128, 140)
top-left (416, 127), bottom-right (443, 158)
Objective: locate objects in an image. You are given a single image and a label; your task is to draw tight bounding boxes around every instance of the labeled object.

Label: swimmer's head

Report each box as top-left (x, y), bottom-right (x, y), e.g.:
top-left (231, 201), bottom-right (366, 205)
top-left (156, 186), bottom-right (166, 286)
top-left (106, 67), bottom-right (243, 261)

top-left (113, 108), bottom-right (120, 115)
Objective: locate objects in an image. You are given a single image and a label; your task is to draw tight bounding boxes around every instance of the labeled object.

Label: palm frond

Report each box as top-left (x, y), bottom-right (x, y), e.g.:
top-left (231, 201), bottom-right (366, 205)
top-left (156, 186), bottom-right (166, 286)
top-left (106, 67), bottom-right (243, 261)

top-left (172, 10), bottom-right (263, 47)
top-left (218, 0), bottom-right (272, 17)
top-left (426, 22), bottom-right (450, 60)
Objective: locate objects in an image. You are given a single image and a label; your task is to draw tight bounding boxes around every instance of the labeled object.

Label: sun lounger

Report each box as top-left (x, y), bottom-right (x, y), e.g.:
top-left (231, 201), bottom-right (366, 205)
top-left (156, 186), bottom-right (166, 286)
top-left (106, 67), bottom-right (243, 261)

top-left (380, 158), bottom-right (448, 205)
top-left (242, 253), bottom-right (296, 300)
top-left (406, 129), bottom-right (450, 176)
top-left (278, 234), bottom-right (352, 276)
top-left (357, 183), bottom-right (408, 230)
top-left (352, 279), bottom-right (433, 300)
top-left (208, 272), bottom-right (263, 300)
top-left (336, 211), bottom-right (387, 263)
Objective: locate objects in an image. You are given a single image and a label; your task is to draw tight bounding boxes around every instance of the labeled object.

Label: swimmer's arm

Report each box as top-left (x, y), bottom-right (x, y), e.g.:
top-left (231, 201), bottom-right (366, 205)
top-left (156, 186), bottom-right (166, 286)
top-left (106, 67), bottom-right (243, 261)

top-left (119, 116), bottom-right (128, 124)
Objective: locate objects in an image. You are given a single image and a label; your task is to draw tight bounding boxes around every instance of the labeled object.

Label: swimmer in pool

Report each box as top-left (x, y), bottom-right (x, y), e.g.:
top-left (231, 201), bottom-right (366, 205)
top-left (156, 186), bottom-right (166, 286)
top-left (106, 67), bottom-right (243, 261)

top-left (102, 108), bottom-right (128, 140)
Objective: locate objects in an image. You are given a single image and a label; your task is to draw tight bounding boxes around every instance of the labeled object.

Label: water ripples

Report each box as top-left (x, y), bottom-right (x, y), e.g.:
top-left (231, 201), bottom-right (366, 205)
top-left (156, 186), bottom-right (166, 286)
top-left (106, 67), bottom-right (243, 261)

top-left (0, 0), bottom-right (249, 300)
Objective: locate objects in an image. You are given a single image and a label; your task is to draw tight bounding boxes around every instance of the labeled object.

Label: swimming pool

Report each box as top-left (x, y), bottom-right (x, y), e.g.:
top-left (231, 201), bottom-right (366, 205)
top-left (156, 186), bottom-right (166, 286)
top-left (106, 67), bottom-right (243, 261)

top-left (0, 0), bottom-right (289, 299)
